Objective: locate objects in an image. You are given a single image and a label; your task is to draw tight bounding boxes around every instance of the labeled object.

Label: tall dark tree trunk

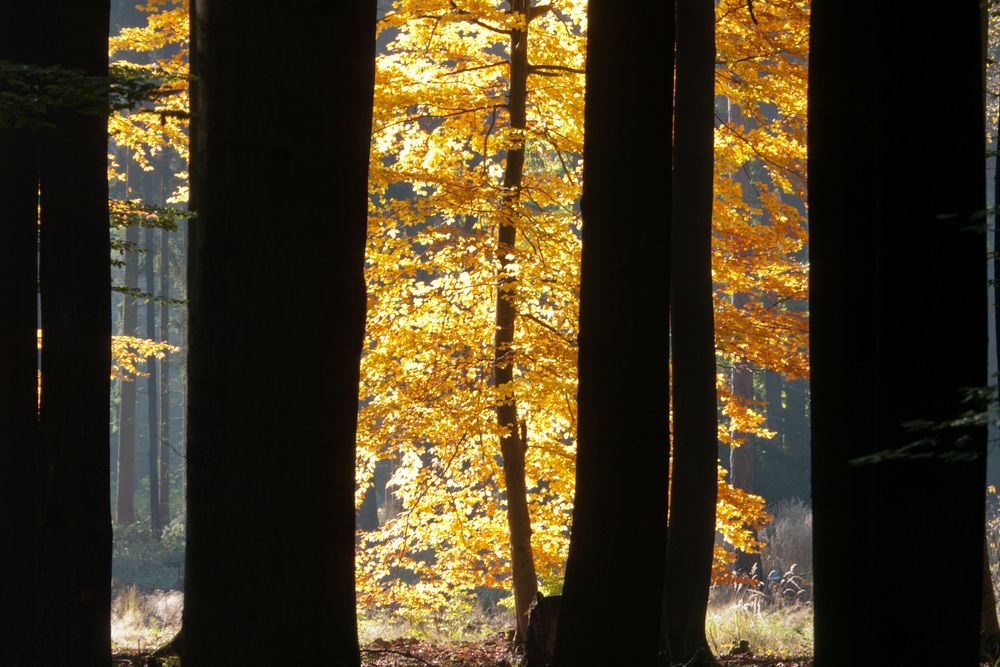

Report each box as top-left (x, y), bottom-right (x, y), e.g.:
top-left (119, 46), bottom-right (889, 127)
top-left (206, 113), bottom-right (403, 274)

top-left (35, 0), bottom-right (112, 663)
top-left (809, 2), bottom-right (986, 664)
top-left (0, 4), bottom-right (40, 661)
top-left (116, 224), bottom-right (139, 525)
top-left (184, 2), bottom-right (376, 664)
top-left (662, 0), bottom-right (718, 664)
top-left (493, 0), bottom-right (537, 640)
top-left (551, 0), bottom-right (673, 664)
top-left (145, 226), bottom-right (161, 536)
top-left (160, 226), bottom-right (171, 525)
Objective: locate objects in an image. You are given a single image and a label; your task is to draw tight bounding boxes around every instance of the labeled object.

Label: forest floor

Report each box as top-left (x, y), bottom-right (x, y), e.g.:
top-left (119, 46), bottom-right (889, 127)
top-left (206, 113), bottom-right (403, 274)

top-left (110, 588), bottom-right (815, 666)
top-left (112, 638), bottom-right (813, 666)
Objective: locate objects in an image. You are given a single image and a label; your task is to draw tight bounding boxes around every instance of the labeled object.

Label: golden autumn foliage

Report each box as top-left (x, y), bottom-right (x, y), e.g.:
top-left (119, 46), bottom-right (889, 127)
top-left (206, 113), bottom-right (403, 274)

top-left (111, 335), bottom-right (178, 380)
top-left (35, 329), bottom-right (176, 405)
top-left (112, 0), bottom-right (809, 619)
top-left (357, 0), bottom-right (809, 615)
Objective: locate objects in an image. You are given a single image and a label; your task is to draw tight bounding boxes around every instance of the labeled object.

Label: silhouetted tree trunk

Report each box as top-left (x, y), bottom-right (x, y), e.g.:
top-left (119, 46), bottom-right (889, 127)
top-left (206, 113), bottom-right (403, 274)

top-left (160, 226), bottom-right (171, 524)
top-left (145, 226), bottom-right (161, 535)
top-left (493, 0), bottom-right (538, 640)
top-left (184, 2), bottom-right (376, 664)
top-left (551, 0), bottom-right (672, 663)
top-left (116, 224), bottom-right (139, 525)
top-left (0, 4), bottom-right (40, 661)
top-left (34, 0), bottom-right (112, 663)
top-left (809, 2), bottom-right (986, 664)
top-left (662, 0), bottom-right (718, 664)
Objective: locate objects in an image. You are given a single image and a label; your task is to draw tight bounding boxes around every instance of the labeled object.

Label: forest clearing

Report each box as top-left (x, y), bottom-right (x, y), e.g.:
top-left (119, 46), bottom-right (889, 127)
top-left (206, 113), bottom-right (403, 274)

top-left (0, 0), bottom-right (995, 665)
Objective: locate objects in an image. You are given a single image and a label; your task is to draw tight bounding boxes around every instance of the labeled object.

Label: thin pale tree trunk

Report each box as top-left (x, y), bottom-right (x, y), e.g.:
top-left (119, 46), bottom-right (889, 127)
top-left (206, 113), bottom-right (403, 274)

top-left (145, 225), bottom-right (161, 535)
top-left (117, 217), bottom-right (139, 525)
top-left (160, 225), bottom-right (171, 525)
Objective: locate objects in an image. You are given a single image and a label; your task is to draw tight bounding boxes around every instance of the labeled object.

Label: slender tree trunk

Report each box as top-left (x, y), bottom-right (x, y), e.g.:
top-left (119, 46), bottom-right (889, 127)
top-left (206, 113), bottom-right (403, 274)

top-left (34, 0), bottom-right (112, 662)
top-left (117, 223), bottom-right (139, 525)
top-left (551, 0), bottom-right (673, 663)
top-left (160, 226), bottom-right (171, 525)
top-left (493, 0), bottom-right (537, 640)
top-left (663, 0), bottom-right (718, 664)
top-left (983, 537), bottom-right (1000, 657)
top-left (809, 2), bottom-right (986, 664)
top-left (763, 370), bottom-right (783, 448)
top-left (0, 4), bottom-right (40, 660)
top-left (184, 2), bottom-right (376, 664)
top-left (986, 101), bottom-right (1000, 658)
top-left (730, 292), bottom-right (761, 578)
top-left (145, 226), bottom-right (161, 535)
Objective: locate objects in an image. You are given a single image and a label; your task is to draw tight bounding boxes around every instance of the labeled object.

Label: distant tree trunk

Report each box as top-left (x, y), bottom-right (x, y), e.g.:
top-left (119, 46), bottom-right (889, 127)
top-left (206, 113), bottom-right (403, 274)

top-left (989, 73), bottom-right (1000, 660)
top-left (145, 226), bottom-right (161, 536)
top-left (663, 0), bottom-right (718, 664)
top-left (730, 292), bottom-right (761, 578)
top-left (551, 0), bottom-right (673, 663)
top-left (763, 370), bottom-right (783, 446)
top-left (34, 0), bottom-right (112, 663)
top-left (357, 472), bottom-right (379, 531)
top-left (983, 537), bottom-right (1000, 657)
top-left (160, 226), bottom-right (171, 525)
top-left (809, 2), bottom-right (986, 664)
top-left (181, 311), bottom-right (188, 503)
top-left (184, 2), bottom-right (376, 664)
top-left (117, 223), bottom-right (139, 525)
top-left (493, 0), bottom-right (537, 640)
top-left (0, 3), bottom-right (40, 660)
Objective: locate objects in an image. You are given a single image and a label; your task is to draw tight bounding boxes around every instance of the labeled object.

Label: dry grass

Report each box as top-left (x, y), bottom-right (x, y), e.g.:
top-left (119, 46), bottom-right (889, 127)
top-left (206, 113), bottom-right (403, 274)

top-left (358, 603), bottom-right (514, 645)
top-left (707, 603), bottom-right (813, 657)
top-left (110, 586), bottom-right (182, 653)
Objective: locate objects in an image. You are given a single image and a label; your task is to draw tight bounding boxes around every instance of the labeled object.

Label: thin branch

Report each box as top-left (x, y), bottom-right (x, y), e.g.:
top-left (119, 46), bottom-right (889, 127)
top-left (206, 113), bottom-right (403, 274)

top-left (439, 60), bottom-right (509, 77)
top-left (528, 63), bottom-right (585, 76)
top-left (377, 102), bottom-right (506, 131)
top-left (520, 310), bottom-right (578, 348)
top-left (448, 1), bottom-right (508, 34)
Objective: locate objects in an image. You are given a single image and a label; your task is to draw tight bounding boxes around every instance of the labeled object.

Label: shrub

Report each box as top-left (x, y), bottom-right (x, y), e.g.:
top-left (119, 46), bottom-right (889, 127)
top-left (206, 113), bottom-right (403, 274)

top-left (759, 497), bottom-right (812, 580)
top-left (113, 514), bottom-right (185, 591)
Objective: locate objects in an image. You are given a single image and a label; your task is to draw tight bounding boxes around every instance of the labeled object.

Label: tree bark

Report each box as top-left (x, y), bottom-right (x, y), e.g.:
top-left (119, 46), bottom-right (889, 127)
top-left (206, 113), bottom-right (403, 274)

top-left (183, 2), bottom-right (376, 664)
top-left (493, 0), bottom-right (538, 640)
top-left (160, 225), bottom-right (171, 525)
top-left (730, 292), bottom-right (761, 578)
top-left (0, 3), bottom-right (40, 661)
top-left (117, 223), bottom-right (139, 525)
top-left (983, 537), bottom-right (1000, 658)
top-left (145, 226), bottom-right (161, 536)
top-left (34, 0), bottom-right (112, 662)
top-left (663, 0), bottom-right (719, 664)
top-left (809, 2), bottom-right (986, 664)
top-left (551, 0), bottom-right (673, 664)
